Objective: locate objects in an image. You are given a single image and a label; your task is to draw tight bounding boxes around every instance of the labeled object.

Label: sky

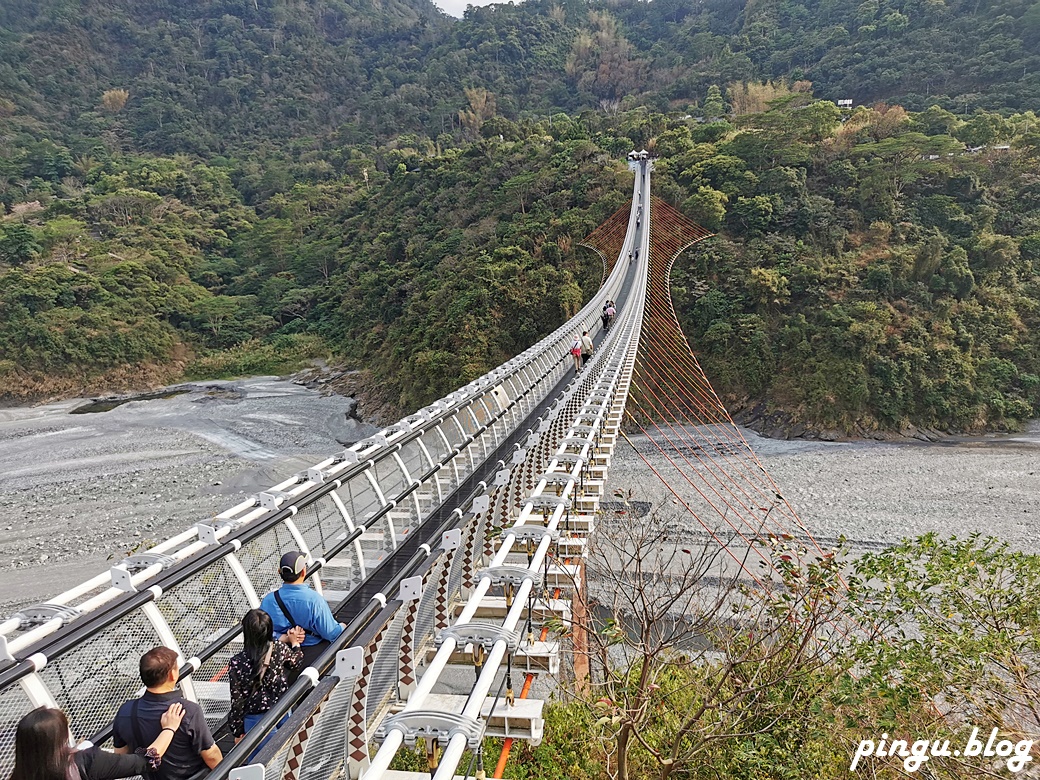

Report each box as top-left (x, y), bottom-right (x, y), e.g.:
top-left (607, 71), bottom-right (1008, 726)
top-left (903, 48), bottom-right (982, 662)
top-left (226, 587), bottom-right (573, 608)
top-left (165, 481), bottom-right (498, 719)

top-left (433, 0), bottom-right (506, 18)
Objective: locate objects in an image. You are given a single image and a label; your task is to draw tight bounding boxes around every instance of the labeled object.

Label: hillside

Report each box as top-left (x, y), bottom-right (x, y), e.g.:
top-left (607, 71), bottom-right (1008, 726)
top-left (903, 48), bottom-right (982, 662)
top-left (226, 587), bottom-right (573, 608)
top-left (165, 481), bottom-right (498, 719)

top-left (614, 0), bottom-right (1040, 111)
top-left (1, 0), bottom-right (1038, 154)
top-left (1, 0), bottom-right (1039, 435)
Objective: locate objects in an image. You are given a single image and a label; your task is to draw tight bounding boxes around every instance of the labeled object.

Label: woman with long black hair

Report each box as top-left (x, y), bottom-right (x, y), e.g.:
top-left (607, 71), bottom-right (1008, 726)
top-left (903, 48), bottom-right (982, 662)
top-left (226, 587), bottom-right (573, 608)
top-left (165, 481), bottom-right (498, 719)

top-left (227, 608), bottom-right (303, 743)
top-left (10, 703), bottom-right (183, 780)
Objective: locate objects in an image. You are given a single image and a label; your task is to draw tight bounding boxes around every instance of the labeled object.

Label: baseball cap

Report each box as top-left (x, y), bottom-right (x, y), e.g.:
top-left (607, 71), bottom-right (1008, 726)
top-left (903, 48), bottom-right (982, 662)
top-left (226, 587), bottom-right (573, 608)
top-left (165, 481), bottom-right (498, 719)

top-left (279, 551), bottom-right (307, 580)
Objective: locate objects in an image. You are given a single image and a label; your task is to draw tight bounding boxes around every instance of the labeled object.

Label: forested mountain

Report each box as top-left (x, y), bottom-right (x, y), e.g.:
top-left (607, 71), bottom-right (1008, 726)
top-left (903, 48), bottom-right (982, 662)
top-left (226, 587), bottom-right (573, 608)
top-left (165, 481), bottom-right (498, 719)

top-left (1, 0), bottom-right (1040, 434)
top-left (1, 0), bottom-right (1038, 154)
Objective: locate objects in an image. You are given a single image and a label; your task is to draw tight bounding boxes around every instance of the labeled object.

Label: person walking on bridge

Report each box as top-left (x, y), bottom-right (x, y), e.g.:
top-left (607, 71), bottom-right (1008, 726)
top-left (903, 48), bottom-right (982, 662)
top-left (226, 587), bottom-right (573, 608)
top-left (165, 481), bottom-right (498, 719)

top-left (228, 609), bottom-right (303, 746)
top-left (601, 305), bottom-right (610, 332)
top-left (569, 335), bottom-right (582, 372)
top-left (580, 331), bottom-right (594, 367)
top-left (11, 703), bottom-right (185, 780)
top-left (259, 551), bottom-right (344, 678)
top-left (112, 647), bottom-right (221, 779)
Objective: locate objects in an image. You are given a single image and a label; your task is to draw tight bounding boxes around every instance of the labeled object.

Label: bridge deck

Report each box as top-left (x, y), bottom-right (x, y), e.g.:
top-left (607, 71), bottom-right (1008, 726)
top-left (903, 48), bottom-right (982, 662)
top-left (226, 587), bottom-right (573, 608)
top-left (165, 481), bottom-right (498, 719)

top-left (0, 155), bottom-right (655, 780)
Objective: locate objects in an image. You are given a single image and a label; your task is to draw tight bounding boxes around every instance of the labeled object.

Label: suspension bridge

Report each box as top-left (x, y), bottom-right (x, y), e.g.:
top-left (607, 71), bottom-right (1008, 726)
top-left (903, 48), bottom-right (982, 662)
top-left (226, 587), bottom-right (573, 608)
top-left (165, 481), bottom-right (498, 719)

top-left (0, 153), bottom-right (811, 780)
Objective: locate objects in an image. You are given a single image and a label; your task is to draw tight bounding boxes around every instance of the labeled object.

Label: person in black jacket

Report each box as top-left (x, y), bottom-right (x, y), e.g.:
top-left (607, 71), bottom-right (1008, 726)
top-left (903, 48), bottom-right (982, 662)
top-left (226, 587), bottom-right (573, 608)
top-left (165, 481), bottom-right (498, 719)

top-left (228, 609), bottom-right (304, 743)
top-left (10, 703), bottom-right (184, 780)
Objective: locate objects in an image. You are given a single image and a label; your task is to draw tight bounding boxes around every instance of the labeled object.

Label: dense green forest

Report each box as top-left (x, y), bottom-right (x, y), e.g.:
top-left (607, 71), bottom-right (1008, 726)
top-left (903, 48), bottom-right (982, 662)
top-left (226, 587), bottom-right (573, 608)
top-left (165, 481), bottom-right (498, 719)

top-left (2, 0), bottom-right (1039, 149)
top-left (2, 0), bottom-right (1040, 433)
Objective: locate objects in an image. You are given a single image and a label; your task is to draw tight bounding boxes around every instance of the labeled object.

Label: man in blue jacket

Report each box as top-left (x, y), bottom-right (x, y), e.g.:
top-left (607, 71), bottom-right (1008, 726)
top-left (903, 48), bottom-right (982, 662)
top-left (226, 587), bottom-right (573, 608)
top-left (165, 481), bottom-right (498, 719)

top-left (260, 550), bottom-right (344, 678)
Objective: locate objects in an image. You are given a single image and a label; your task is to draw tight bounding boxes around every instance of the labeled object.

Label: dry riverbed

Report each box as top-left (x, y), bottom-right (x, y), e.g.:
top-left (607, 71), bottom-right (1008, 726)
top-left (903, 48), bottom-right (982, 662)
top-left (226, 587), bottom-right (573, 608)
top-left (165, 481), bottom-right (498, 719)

top-left (606, 424), bottom-right (1040, 559)
top-left (0, 377), bottom-right (377, 613)
top-left (1, 377), bottom-right (1037, 619)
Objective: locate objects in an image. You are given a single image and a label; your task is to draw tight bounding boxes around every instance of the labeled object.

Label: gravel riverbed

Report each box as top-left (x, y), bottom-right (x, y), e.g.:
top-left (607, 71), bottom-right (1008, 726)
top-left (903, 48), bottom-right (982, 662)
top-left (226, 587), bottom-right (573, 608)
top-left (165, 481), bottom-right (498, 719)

top-left (0, 377), bottom-right (377, 613)
top-left (605, 425), bottom-right (1040, 559)
top-left (1, 378), bottom-right (1037, 619)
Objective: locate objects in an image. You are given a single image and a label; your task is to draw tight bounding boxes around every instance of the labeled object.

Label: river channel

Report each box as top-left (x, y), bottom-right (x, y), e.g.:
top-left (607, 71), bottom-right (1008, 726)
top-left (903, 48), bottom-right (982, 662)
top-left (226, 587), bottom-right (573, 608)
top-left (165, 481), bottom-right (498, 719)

top-left (0, 377), bottom-right (1037, 616)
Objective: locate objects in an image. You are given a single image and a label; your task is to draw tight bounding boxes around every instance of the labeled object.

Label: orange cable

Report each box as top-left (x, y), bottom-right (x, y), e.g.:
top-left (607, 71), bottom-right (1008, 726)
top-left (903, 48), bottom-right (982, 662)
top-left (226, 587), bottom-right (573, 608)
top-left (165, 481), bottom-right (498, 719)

top-left (492, 586), bottom-right (565, 776)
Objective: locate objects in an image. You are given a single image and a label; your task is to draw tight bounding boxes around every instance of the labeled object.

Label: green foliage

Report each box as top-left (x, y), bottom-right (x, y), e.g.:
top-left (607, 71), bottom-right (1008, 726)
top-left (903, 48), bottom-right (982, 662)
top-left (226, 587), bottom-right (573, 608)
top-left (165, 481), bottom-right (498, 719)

top-left (184, 335), bottom-right (326, 380)
top-left (848, 534), bottom-right (1040, 735)
top-left (702, 84), bottom-right (726, 121)
top-left (521, 534), bottom-right (1040, 779)
top-left (0, 223), bottom-right (42, 266)
top-left (681, 186), bottom-right (727, 232)
top-left (0, 0), bottom-right (1037, 433)
top-left (1, 0), bottom-right (1038, 159)
top-left (665, 97), bottom-right (1040, 434)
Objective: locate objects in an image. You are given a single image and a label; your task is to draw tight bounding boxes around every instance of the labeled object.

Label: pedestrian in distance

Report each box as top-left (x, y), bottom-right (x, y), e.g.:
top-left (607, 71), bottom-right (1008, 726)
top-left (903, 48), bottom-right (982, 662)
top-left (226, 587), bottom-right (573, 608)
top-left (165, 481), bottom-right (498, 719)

top-left (580, 331), bottom-right (594, 367)
top-left (569, 335), bottom-right (582, 372)
top-left (601, 305), bottom-right (610, 332)
top-left (606, 302), bottom-right (616, 326)
top-left (112, 647), bottom-right (221, 780)
top-left (259, 551), bottom-right (345, 679)
top-left (10, 704), bottom-right (184, 780)
top-left (228, 609), bottom-right (304, 746)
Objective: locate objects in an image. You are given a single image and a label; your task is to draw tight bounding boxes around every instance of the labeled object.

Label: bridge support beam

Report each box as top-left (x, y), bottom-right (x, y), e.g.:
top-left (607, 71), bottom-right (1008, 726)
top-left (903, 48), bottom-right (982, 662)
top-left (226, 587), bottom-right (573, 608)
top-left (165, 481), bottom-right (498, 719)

top-left (347, 624), bottom-right (388, 779)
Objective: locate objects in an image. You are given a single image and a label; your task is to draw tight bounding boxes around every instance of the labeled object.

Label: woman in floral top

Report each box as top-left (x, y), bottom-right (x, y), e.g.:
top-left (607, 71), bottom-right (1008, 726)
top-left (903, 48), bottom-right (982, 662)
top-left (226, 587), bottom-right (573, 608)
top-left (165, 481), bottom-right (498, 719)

top-left (227, 609), bottom-right (304, 742)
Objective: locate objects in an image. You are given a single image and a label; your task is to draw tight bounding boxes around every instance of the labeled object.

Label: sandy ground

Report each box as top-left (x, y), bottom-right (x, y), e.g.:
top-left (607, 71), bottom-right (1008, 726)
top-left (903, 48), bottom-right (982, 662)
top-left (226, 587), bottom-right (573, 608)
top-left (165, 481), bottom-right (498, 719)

top-left (0, 377), bottom-right (377, 612)
top-left (1, 376), bottom-right (1037, 621)
top-left (605, 423), bottom-right (1040, 560)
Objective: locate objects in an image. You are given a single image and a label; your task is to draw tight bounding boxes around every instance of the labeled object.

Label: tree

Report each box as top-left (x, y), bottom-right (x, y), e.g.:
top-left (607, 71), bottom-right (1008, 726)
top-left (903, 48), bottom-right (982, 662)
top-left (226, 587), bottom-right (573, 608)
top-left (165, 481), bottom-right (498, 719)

top-left (681, 186), bottom-right (727, 232)
top-left (972, 233), bottom-right (1019, 272)
top-left (558, 493), bottom-right (851, 780)
top-left (536, 529), bottom-right (1039, 779)
top-left (702, 84), bottom-right (726, 121)
top-left (748, 265), bottom-right (790, 309)
top-left (0, 224), bottom-right (43, 267)
top-left (727, 80), bottom-right (811, 116)
top-left (911, 105), bottom-right (961, 136)
top-left (854, 132), bottom-right (962, 203)
top-left (955, 112), bottom-right (1012, 147)
top-left (459, 88), bottom-right (496, 140)
top-left (100, 88), bottom-right (129, 113)
top-left (190, 295), bottom-right (269, 347)
top-left (728, 194), bottom-right (779, 235)
top-left (849, 534), bottom-right (1040, 739)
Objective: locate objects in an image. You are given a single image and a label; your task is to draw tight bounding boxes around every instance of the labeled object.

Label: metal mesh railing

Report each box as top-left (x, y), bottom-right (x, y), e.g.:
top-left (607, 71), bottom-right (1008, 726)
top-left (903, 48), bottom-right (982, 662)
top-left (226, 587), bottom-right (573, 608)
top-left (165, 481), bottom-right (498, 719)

top-left (412, 556), bottom-right (450, 662)
top-left (439, 416), bottom-right (468, 449)
top-left (363, 514), bottom-right (392, 560)
top-left (366, 610), bottom-right (408, 732)
top-left (191, 642), bottom-right (237, 727)
top-left (373, 458), bottom-right (407, 504)
top-left (38, 610), bottom-right (161, 743)
top-left (293, 494), bottom-right (347, 558)
top-left (444, 524), bottom-right (471, 616)
top-left (295, 683), bottom-right (350, 780)
top-left (157, 562), bottom-right (250, 660)
top-left (393, 500), bottom-right (420, 542)
top-left (262, 737), bottom-right (294, 780)
top-left (343, 475), bottom-right (382, 525)
top-left (0, 683), bottom-right (34, 775)
top-left (470, 513), bottom-right (490, 574)
top-left (419, 430), bottom-right (450, 471)
top-left (237, 523), bottom-right (299, 586)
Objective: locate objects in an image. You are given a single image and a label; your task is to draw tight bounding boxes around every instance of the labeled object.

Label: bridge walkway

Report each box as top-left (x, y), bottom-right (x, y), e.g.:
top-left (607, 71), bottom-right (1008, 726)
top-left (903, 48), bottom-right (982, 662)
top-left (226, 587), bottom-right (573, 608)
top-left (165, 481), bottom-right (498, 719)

top-left (0, 157), bottom-right (650, 780)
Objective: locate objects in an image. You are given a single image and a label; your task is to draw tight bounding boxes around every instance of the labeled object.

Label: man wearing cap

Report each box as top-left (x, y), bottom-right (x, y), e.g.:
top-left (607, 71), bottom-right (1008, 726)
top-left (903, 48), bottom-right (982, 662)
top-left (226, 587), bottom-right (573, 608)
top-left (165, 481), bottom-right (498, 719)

top-left (259, 551), bottom-right (344, 676)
